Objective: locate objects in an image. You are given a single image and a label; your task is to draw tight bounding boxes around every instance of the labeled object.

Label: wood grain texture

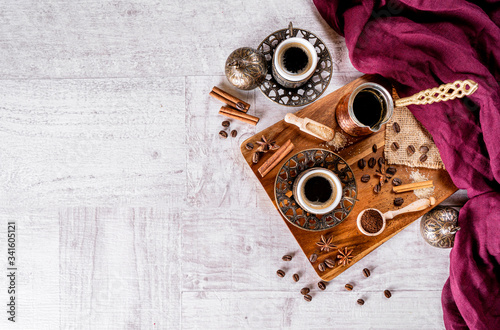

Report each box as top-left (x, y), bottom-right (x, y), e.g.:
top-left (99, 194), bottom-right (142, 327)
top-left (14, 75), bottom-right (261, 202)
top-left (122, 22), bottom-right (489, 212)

top-left (0, 0), bottom-right (470, 328)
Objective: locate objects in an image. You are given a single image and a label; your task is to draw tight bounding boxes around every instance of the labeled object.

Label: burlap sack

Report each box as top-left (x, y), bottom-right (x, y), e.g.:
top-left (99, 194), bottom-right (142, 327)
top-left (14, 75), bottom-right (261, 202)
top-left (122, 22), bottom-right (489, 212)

top-left (384, 90), bottom-right (444, 169)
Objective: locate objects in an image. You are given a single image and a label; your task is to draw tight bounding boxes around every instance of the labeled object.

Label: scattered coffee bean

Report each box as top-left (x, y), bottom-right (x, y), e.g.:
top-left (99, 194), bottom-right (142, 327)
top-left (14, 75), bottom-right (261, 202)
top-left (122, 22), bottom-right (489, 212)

top-left (358, 158), bottom-right (366, 169)
top-left (318, 281), bottom-right (327, 290)
top-left (378, 157), bottom-right (385, 167)
top-left (276, 269), bottom-right (285, 278)
top-left (245, 142), bottom-right (254, 150)
top-left (384, 290), bottom-right (392, 298)
top-left (309, 253), bottom-right (317, 263)
top-left (324, 258), bottom-right (335, 269)
top-left (304, 294), bottom-right (312, 302)
top-left (293, 274), bottom-right (300, 282)
top-left (373, 183), bottom-right (381, 193)
top-left (393, 122), bottom-right (401, 133)
top-left (236, 102), bottom-right (246, 111)
top-left (420, 145), bottom-right (430, 154)
top-left (282, 255), bottom-right (292, 261)
top-left (318, 263), bottom-right (326, 272)
top-left (392, 178), bottom-right (402, 186)
top-left (407, 145), bottom-right (416, 156)
top-left (357, 299), bottom-right (365, 306)
top-left (222, 120), bottom-right (230, 127)
top-left (252, 152), bottom-right (260, 164)
top-left (219, 130), bottom-right (228, 139)
top-left (420, 154), bottom-right (428, 162)
top-left (345, 284), bottom-right (353, 291)
top-left (362, 268), bottom-right (371, 277)
top-left (300, 288), bottom-right (310, 295)
top-left (394, 197), bottom-right (404, 206)
top-left (230, 130), bottom-right (238, 138)
top-left (361, 174), bottom-right (370, 183)
top-left (386, 167), bottom-right (397, 175)
top-left (368, 157), bottom-right (376, 168)
top-left (391, 142), bottom-right (400, 151)
top-left (372, 144), bottom-right (378, 153)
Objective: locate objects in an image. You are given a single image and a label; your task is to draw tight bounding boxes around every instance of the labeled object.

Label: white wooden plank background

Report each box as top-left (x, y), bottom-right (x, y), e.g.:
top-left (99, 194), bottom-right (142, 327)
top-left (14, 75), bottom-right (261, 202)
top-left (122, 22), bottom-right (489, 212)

top-left (0, 0), bottom-right (468, 329)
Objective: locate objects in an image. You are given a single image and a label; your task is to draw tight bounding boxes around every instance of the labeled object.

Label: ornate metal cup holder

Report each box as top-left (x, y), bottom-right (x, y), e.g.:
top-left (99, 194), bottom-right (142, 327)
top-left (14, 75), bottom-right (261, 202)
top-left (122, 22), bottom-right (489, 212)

top-left (275, 149), bottom-right (357, 231)
top-left (257, 22), bottom-right (333, 107)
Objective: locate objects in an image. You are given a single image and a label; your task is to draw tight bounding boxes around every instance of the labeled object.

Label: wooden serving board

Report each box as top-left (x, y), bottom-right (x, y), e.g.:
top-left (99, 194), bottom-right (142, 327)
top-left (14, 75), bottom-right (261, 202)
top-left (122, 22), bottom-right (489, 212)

top-left (240, 74), bottom-right (457, 281)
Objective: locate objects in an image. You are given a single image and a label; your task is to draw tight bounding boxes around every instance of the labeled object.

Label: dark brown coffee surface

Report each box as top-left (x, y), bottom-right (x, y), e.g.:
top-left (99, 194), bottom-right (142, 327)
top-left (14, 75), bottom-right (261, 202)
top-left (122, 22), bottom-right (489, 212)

top-left (304, 176), bottom-right (332, 203)
top-left (353, 90), bottom-right (384, 127)
top-left (360, 209), bottom-right (383, 233)
top-left (283, 47), bottom-right (308, 73)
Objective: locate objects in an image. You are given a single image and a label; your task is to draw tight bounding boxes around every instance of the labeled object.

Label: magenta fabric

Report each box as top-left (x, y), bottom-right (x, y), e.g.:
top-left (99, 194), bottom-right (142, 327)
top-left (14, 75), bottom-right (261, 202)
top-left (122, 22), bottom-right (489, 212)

top-left (312, 0), bottom-right (500, 328)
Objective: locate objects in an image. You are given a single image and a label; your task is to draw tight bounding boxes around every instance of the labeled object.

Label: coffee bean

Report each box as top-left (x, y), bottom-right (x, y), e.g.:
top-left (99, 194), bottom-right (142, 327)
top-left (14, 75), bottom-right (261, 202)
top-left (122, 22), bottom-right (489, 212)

top-left (384, 290), bottom-right (392, 298)
top-left (318, 263), bottom-right (326, 272)
top-left (372, 144), bottom-right (378, 153)
top-left (300, 287), bottom-right (310, 295)
top-left (394, 197), bottom-right (404, 206)
top-left (391, 142), bottom-right (400, 151)
top-left (361, 174), bottom-right (370, 183)
top-left (378, 157), bottom-right (385, 167)
top-left (293, 274), bottom-right (300, 282)
top-left (245, 142), bottom-right (254, 150)
top-left (358, 158), bottom-right (366, 169)
top-left (373, 183), bottom-right (381, 193)
top-left (277, 269), bottom-right (285, 278)
top-left (282, 255), bottom-right (292, 261)
top-left (236, 102), bottom-right (246, 111)
top-left (304, 294), bottom-right (312, 302)
top-left (230, 130), bottom-right (237, 138)
top-left (324, 258), bottom-right (335, 268)
top-left (219, 130), bottom-right (228, 139)
top-left (252, 152), bottom-right (260, 164)
top-left (345, 284), bottom-right (353, 291)
top-left (368, 157), bottom-right (376, 168)
top-left (386, 167), bottom-right (397, 175)
top-left (362, 268), bottom-right (371, 277)
top-left (309, 253), bottom-right (317, 263)
top-left (420, 154), bottom-right (428, 162)
top-left (392, 178), bottom-right (402, 186)
top-left (420, 145), bottom-right (430, 154)
top-left (318, 281), bottom-right (327, 290)
top-left (222, 120), bottom-right (230, 127)
top-left (393, 122), bottom-right (401, 133)
top-left (357, 299), bottom-right (365, 306)
top-left (407, 145), bottom-right (415, 156)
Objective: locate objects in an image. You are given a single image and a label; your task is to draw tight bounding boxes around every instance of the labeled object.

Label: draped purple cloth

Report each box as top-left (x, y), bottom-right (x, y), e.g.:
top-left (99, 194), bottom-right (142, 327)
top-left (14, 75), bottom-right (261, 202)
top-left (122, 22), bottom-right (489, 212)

top-left (312, 0), bottom-right (500, 328)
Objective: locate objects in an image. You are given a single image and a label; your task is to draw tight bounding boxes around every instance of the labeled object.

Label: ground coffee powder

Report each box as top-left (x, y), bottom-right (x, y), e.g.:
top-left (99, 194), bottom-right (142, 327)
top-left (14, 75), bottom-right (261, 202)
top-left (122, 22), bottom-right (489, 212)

top-left (360, 209), bottom-right (383, 233)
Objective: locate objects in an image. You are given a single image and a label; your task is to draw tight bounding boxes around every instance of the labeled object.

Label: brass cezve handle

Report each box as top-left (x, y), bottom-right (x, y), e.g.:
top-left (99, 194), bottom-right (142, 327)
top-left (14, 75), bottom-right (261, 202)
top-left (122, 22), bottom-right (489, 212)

top-left (395, 79), bottom-right (479, 107)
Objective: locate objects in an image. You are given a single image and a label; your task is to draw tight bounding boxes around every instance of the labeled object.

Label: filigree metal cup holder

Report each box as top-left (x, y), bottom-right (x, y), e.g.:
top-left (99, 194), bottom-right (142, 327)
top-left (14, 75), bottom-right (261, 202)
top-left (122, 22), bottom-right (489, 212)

top-left (257, 22), bottom-right (333, 107)
top-left (275, 149), bottom-right (357, 231)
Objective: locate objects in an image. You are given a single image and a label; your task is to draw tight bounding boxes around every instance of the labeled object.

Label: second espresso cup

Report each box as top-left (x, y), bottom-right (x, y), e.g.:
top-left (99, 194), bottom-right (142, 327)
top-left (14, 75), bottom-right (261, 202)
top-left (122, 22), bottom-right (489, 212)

top-left (272, 37), bottom-right (318, 89)
top-left (292, 168), bottom-right (342, 215)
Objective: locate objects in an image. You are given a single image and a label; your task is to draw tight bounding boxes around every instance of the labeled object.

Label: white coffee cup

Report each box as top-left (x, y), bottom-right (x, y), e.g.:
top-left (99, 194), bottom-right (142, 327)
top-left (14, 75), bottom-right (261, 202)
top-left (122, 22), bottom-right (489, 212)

top-left (272, 37), bottom-right (318, 89)
top-left (292, 168), bottom-right (342, 215)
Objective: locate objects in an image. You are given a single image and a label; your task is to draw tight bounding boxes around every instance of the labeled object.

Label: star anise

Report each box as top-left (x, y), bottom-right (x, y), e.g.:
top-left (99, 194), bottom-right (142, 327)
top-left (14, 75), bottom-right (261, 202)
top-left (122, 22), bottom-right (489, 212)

top-left (336, 247), bottom-right (354, 266)
top-left (255, 135), bottom-right (279, 153)
top-left (315, 235), bottom-right (336, 252)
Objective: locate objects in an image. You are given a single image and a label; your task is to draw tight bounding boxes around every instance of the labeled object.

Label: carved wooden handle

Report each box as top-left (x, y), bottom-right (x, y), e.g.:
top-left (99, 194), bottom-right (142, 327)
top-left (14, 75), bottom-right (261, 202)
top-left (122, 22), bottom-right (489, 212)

top-left (384, 197), bottom-right (436, 220)
top-left (395, 79), bottom-right (478, 107)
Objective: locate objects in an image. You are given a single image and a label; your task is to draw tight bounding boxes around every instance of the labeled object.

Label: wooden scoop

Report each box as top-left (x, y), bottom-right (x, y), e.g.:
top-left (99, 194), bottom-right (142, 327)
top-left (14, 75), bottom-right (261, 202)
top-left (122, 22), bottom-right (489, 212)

top-left (357, 197), bottom-right (436, 236)
top-left (284, 113), bottom-right (334, 141)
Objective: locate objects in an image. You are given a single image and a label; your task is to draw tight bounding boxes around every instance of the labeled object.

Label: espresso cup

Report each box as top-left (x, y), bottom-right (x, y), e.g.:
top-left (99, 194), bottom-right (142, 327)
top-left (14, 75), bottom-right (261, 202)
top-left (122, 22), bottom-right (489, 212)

top-left (292, 168), bottom-right (342, 215)
top-left (272, 37), bottom-right (318, 89)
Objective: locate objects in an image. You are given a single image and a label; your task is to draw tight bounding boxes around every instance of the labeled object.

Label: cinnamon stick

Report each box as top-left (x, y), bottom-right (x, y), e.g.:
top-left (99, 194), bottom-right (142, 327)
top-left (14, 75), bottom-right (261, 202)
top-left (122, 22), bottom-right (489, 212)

top-left (393, 180), bottom-right (434, 193)
top-left (258, 140), bottom-right (294, 177)
top-left (211, 86), bottom-right (250, 113)
top-left (219, 106), bottom-right (259, 126)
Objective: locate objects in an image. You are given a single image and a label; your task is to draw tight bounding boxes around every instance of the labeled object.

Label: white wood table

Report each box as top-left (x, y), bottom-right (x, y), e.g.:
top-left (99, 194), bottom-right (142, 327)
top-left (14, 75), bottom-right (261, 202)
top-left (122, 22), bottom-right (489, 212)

top-left (0, 0), bottom-right (467, 328)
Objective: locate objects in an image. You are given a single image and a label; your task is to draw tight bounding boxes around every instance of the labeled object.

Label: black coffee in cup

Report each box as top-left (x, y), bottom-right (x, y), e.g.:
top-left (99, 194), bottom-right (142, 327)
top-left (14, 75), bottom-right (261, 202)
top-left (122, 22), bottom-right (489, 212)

top-left (283, 46), bottom-right (309, 74)
top-left (352, 89), bottom-right (387, 128)
top-left (304, 176), bottom-right (332, 203)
